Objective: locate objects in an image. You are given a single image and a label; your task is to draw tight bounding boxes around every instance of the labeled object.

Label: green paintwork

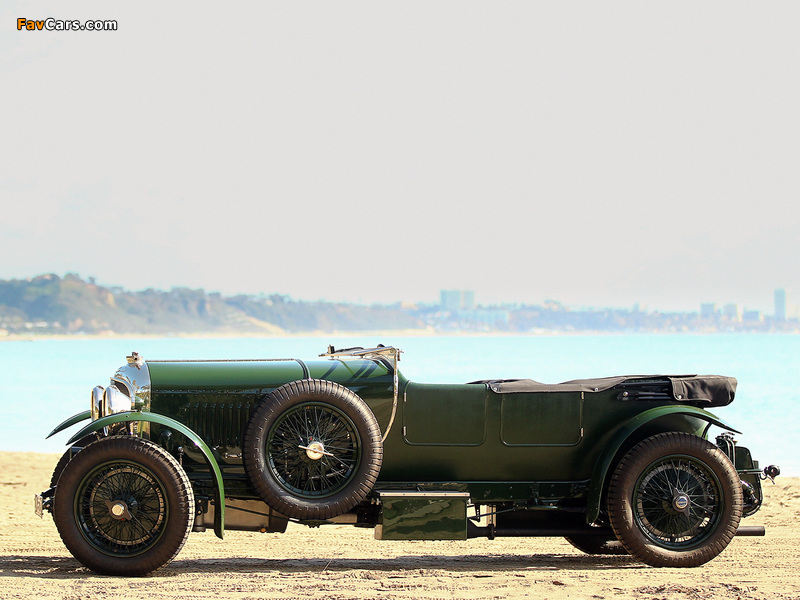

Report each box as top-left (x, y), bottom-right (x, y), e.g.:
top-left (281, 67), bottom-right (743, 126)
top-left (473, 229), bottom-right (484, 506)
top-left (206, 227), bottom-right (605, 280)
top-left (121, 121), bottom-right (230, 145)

top-left (584, 405), bottom-right (739, 524)
top-left (47, 350), bottom-right (765, 543)
top-left (402, 383), bottom-right (487, 445)
top-left (376, 492), bottom-right (470, 540)
top-left (381, 380), bottom-right (680, 483)
top-left (67, 411), bottom-right (226, 539)
top-left (46, 410), bottom-right (91, 439)
top-left (142, 360), bottom-right (744, 519)
top-left (146, 359), bottom-right (394, 453)
top-left (148, 360), bottom-right (306, 391)
top-left (500, 392), bottom-right (582, 446)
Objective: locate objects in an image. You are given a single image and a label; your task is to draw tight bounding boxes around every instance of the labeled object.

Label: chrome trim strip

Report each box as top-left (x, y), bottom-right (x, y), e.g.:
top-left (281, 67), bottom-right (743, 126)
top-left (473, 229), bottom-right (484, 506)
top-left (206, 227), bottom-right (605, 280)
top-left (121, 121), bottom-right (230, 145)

top-left (320, 346), bottom-right (402, 442)
top-left (376, 491), bottom-right (470, 498)
top-left (381, 348), bottom-right (401, 443)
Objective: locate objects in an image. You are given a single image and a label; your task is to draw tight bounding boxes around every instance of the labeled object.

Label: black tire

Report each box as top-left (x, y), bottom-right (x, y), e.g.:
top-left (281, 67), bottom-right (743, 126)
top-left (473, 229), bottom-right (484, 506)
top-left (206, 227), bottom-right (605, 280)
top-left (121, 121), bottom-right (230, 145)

top-left (243, 379), bottom-right (382, 520)
top-left (565, 534), bottom-right (628, 555)
top-left (607, 432), bottom-right (742, 567)
top-left (50, 436), bottom-right (98, 488)
top-left (53, 436), bottom-right (195, 576)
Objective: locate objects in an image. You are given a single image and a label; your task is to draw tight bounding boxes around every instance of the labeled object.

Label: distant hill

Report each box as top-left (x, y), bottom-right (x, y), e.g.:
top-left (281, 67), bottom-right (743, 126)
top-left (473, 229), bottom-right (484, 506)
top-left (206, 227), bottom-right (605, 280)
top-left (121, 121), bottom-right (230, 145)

top-left (0, 274), bottom-right (425, 335)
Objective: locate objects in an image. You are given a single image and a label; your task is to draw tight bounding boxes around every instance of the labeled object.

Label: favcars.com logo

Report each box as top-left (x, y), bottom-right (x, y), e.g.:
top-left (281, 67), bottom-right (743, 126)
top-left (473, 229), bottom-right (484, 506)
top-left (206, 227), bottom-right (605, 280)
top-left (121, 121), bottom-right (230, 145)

top-left (17, 18), bottom-right (118, 31)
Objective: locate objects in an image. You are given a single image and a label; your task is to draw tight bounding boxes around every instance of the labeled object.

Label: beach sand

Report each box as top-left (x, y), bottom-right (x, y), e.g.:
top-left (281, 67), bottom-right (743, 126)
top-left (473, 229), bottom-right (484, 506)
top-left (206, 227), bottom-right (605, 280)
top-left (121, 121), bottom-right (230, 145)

top-left (1, 451), bottom-right (797, 600)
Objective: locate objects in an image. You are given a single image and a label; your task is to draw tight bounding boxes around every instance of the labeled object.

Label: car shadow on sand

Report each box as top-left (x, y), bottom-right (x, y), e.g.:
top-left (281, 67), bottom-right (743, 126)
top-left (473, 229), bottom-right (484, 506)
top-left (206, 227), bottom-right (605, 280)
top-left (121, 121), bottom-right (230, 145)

top-left (0, 552), bottom-right (642, 579)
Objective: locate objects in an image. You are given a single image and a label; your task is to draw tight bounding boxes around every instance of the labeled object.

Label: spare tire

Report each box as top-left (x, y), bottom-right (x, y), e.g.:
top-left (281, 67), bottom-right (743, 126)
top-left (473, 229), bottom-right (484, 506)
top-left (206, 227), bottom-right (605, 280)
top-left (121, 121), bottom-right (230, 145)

top-left (243, 379), bottom-right (382, 520)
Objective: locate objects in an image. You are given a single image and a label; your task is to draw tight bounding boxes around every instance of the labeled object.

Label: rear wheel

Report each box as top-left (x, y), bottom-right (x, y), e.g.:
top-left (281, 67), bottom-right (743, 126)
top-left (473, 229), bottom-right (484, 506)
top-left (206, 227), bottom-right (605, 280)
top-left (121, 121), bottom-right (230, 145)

top-left (607, 432), bottom-right (742, 567)
top-left (243, 379), bottom-right (382, 520)
top-left (53, 436), bottom-right (194, 576)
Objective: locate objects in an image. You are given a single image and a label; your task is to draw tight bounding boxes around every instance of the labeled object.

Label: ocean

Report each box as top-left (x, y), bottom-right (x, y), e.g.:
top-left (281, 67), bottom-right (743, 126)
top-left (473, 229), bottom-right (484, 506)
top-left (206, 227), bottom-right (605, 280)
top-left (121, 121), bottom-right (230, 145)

top-left (1, 333), bottom-right (795, 475)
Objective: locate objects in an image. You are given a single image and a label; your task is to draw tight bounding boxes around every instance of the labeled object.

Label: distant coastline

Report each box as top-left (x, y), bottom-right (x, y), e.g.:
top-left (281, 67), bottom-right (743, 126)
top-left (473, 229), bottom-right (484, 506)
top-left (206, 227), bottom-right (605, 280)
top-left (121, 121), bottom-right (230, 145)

top-left (0, 328), bottom-right (438, 342)
top-left (3, 328), bottom-right (799, 343)
top-left (2, 274), bottom-right (798, 338)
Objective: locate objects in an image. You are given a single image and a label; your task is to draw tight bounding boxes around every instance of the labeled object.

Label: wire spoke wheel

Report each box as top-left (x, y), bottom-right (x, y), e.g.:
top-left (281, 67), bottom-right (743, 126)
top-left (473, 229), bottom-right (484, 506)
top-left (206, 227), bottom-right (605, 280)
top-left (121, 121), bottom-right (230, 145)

top-left (53, 436), bottom-right (194, 576)
top-left (243, 379), bottom-right (382, 520)
top-left (267, 402), bottom-right (361, 498)
top-left (78, 462), bottom-right (168, 555)
top-left (607, 432), bottom-right (742, 567)
top-left (634, 456), bottom-right (721, 548)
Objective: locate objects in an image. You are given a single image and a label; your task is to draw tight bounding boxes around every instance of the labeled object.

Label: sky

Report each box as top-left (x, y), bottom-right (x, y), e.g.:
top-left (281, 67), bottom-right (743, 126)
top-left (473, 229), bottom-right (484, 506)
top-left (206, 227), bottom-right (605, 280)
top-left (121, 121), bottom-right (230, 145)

top-left (2, 2), bottom-right (799, 314)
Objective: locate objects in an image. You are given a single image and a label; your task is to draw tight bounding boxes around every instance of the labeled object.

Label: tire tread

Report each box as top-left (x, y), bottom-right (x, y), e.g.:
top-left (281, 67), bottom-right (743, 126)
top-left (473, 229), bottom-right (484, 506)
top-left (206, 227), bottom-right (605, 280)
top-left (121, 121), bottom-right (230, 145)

top-left (243, 379), bottom-right (382, 520)
top-left (606, 432), bottom-right (742, 568)
top-left (53, 436), bottom-right (194, 576)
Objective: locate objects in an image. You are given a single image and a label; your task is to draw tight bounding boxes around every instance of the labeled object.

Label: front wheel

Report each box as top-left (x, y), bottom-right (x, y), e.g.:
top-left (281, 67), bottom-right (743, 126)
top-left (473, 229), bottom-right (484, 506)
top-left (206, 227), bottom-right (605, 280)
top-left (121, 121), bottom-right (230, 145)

top-left (607, 432), bottom-right (742, 567)
top-left (50, 435), bottom-right (99, 488)
top-left (53, 436), bottom-right (195, 576)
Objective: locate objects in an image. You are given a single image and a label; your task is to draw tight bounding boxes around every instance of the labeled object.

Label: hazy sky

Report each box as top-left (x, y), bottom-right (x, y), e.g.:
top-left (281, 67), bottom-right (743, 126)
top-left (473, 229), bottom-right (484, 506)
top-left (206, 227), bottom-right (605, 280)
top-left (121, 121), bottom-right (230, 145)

top-left (2, 3), bottom-right (798, 313)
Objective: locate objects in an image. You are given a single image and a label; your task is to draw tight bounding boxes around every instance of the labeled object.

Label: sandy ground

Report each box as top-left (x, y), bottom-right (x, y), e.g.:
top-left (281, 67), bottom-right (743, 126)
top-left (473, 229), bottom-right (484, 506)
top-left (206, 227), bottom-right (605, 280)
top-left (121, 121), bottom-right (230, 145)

top-left (1, 452), bottom-right (797, 600)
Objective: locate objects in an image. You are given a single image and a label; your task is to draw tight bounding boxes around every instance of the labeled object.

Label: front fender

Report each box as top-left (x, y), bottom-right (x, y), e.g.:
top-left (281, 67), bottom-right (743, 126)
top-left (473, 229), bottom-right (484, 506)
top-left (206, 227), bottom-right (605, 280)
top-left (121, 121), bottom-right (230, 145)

top-left (586, 405), bottom-right (740, 524)
top-left (67, 412), bottom-right (225, 539)
top-left (46, 411), bottom-right (92, 439)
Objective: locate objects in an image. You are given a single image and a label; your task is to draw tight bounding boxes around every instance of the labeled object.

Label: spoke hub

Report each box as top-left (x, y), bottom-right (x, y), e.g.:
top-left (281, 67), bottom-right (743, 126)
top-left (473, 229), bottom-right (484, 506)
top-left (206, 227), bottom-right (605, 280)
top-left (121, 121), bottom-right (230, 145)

top-left (105, 499), bottom-right (133, 521)
top-left (672, 491), bottom-right (690, 514)
top-left (305, 441), bottom-right (326, 460)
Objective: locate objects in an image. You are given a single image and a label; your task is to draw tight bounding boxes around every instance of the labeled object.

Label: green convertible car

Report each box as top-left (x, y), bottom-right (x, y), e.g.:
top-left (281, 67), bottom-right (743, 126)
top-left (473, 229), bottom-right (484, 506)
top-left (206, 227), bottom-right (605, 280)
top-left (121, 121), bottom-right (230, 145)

top-left (36, 345), bottom-right (778, 575)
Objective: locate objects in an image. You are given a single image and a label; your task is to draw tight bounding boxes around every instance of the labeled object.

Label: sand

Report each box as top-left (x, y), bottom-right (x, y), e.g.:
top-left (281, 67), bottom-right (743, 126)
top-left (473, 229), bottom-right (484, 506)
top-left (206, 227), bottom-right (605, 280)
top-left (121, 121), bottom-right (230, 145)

top-left (1, 451), bottom-right (797, 600)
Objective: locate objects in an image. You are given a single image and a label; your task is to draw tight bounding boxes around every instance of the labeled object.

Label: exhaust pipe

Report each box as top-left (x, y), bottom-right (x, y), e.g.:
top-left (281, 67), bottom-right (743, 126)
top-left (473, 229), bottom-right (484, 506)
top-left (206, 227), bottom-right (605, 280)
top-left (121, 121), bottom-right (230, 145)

top-left (467, 521), bottom-right (764, 540)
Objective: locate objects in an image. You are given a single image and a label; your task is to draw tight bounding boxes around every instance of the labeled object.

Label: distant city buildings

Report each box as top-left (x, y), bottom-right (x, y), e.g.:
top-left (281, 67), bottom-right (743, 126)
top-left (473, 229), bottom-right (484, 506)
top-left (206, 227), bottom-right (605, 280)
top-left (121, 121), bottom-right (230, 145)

top-left (437, 290), bottom-right (509, 330)
top-left (723, 303), bottom-right (742, 322)
top-left (701, 303), bottom-right (718, 319)
top-left (432, 287), bottom-right (799, 333)
top-left (695, 289), bottom-right (794, 329)
top-left (440, 290), bottom-right (475, 312)
top-left (463, 290), bottom-right (475, 311)
top-left (433, 288), bottom-right (799, 334)
top-left (3, 274), bottom-right (797, 336)
top-left (742, 310), bottom-right (762, 323)
top-left (775, 288), bottom-right (787, 321)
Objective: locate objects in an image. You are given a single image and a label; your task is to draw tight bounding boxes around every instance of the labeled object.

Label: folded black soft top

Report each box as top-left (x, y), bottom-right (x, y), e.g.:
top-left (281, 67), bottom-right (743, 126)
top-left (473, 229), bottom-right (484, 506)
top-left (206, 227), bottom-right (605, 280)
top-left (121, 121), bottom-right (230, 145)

top-left (473, 375), bottom-right (737, 407)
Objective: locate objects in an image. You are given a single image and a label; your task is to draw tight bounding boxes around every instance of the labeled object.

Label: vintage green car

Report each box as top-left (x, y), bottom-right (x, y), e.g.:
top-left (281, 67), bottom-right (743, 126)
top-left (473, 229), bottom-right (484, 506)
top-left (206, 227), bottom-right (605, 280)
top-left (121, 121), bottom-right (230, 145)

top-left (36, 345), bottom-right (778, 575)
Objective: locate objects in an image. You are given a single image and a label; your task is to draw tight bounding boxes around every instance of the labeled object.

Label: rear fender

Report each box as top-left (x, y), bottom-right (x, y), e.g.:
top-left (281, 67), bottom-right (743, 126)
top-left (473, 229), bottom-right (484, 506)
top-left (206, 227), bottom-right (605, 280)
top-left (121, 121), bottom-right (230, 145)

top-left (586, 405), bottom-right (740, 524)
top-left (67, 412), bottom-right (226, 539)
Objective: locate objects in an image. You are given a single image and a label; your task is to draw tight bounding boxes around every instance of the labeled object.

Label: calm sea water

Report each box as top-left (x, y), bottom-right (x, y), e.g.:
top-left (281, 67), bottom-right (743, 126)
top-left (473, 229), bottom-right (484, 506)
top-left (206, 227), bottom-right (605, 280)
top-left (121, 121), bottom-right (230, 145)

top-left (1, 333), bottom-right (796, 475)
